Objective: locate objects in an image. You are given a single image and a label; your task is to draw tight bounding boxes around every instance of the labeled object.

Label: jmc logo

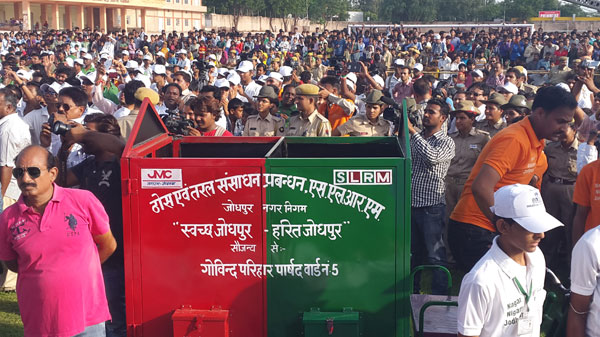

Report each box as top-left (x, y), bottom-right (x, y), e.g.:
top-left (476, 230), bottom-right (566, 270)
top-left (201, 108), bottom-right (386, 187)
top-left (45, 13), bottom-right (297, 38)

top-left (333, 169), bottom-right (393, 186)
top-left (141, 169), bottom-right (183, 189)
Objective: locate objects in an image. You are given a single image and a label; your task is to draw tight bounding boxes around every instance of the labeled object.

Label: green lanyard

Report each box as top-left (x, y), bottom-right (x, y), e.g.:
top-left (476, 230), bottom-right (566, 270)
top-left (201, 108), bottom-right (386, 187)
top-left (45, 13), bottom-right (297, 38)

top-left (513, 277), bottom-right (532, 304)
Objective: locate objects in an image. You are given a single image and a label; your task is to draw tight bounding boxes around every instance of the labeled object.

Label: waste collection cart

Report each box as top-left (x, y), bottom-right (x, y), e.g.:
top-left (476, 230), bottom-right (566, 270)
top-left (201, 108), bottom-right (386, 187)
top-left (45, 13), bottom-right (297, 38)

top-left (121, 100), bottom-right (412, 337)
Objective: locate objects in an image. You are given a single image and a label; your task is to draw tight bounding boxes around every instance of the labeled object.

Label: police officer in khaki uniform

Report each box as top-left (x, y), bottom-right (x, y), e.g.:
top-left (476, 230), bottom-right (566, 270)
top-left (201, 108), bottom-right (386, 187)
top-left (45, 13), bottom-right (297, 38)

top-left (333, 90), bottom-right (392, 136)
top-left (540, 122), bottom-right (579, 268)
top-left (501, 94), bottom-right (530, 125)
top-left (285, 84), bottom-right (332, 137)
top-left (243, 86), bottom-right (285, 137)
top-left (446, 100), bottom-right (490, 221)
top-left (475, 93), bottom-right (507, 137)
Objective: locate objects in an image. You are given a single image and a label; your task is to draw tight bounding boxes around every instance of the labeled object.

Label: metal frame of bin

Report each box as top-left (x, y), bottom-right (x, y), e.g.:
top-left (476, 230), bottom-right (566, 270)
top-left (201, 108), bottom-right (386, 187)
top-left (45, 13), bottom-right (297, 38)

top-left (120, 98), bottom-right (412, 337)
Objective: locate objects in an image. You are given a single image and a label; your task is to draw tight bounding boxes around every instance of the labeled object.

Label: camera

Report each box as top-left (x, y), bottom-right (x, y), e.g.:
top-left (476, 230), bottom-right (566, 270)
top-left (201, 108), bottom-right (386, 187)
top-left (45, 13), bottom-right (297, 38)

top-left (161, 114), bottom-right (195, 135)
top-left (48, 114), bottom-right (72, 136)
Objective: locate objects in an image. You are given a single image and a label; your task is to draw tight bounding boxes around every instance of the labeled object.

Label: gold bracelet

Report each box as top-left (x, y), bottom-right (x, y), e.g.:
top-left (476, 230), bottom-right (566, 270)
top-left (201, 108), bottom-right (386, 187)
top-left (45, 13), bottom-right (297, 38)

top-left (570, 302), bottom-right (589, 315)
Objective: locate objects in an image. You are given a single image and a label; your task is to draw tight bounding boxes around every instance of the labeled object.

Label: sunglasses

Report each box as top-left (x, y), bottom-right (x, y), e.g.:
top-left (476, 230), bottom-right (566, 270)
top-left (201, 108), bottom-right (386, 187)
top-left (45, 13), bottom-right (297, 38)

top-left (12, 167), bottom-right (44, 179)
top-left (56, 103), bottom-right (74, 111)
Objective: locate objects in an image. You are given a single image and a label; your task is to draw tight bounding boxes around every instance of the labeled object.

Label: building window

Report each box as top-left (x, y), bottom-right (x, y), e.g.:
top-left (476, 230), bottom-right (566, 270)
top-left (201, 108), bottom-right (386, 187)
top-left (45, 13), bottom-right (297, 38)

top-left (176, 0), bottom-right (180, 3)
top-left (193, 0), bottom-right (199, 5)
top-left (126, 16), bottom-right (130, 24)
top-left (176, 18), bottom-right (180, 26)
top-left (185, 0), bottom-right (189, 4)
top-left (167, 18), bottom-right (171, 25)
top-left (185, 19), bottom-right (189, 26)
top-left (166, 0), bottom-right (170, 3)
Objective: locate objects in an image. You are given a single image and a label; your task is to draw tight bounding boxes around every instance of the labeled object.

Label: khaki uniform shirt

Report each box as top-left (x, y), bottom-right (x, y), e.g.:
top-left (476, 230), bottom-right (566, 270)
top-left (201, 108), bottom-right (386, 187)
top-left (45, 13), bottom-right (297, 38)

top-left (447, 128), bottom-right (491, 180)
top-left (548, 66), bottom-right (572, 85)
top-left (544, 138), bottom-right (579, 181)
top-left (336, 114), bottom-right (392, 137)
top-left (311, 64), bottom-right (327, 82)
top-left (242, 113), bottom-right (284, 137)
top-left (475, 119), bottom-right (507, 138)
top-left (117, 110), bottom-right (139, 141)
top-left (285, 110), bottom-right (332, 137)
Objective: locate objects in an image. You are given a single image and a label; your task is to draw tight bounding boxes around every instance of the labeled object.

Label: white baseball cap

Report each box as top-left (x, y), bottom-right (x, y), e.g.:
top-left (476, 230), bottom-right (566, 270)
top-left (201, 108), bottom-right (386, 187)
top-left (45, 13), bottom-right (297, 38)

top-left (490, 184), bottom-right (563, 234)
top-left (79, 72), bottom-right (97, 84)
top-left (74, 58), bottom-right (84, 65)
top-left (134, 73), bottom-right (151, 87)
top-left (498, 82), bottom-right (518, 95)
top-left (143, 54), bottom-right (153, 61)
top-left (373, 74), bottom-right (385, 88)
top-left (156, 51), bottom-right (165, 58)
top-left (82, 53), bottom-right (93, 60)
top-left (267, 72), bottom-right (283, 82)
top-left (227, 72), bottom-right (241, 86)
top-left (345, 72), bottom-right (357, 84)
top-left (126, 60), bottom-right (139, 69)
top-left (414, 63), bottom-right (424, 72)
top-left (152, 64), bottom-right (167, 75)
top-left (394, 59), bottom-right (404, 66)
top-left (236, 60), bottom-right (254, 73)
top-left (218, 68), bottom-right (229, 77)
top-left (16, 69), bottom-right (33, 81)
top-left (279, 66), bottom-right (293, 77)
top-left (208, 54), bottom-right (217, 61)
top-left (472, 69), bottom-right (484, 78)
top-left (177, 49), bottom-right (187, 54)
top-left (215, 78), bottom-right (230, 89)
top-left (122, 50), bottom-right (130, 55)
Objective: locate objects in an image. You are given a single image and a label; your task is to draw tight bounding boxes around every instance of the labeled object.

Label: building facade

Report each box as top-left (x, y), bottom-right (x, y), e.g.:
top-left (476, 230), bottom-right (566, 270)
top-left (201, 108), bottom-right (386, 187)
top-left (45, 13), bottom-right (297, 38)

top-left (0, 0), bottom-right (207, 33)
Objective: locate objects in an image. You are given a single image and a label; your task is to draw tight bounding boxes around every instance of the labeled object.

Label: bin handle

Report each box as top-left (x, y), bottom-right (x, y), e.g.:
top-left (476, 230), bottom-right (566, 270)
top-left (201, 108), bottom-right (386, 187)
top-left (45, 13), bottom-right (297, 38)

top-left (326, 318), bottom-right (334, 335)
top-left (417, 301), bottom-right (458, 337)
top-left (410, 265), bottom-right (452, 296)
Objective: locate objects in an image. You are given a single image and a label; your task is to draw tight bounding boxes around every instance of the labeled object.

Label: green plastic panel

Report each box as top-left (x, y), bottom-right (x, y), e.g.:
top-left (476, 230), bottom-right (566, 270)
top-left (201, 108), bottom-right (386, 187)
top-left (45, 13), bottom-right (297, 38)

top-left (264, 137), bottom-right (411, 337)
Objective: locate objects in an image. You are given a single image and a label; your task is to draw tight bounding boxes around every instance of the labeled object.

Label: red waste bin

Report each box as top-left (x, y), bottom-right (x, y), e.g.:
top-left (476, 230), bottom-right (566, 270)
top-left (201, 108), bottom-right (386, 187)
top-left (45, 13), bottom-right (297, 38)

top-left (121, 101), bottom-right (276, 337)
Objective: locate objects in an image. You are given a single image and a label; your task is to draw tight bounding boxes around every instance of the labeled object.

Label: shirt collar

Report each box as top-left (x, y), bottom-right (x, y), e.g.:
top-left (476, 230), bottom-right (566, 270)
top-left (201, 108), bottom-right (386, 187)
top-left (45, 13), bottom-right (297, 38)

top-left (489, 236), bottom-right (533, 280)
top-left (17, 183), bottom-right (64, 214)
top-left (0, 112), bottom-right (19, 126)
top-left (301, 110), bottom-right (319, 123)
top-left (521, 116), bottom-right (543, 150)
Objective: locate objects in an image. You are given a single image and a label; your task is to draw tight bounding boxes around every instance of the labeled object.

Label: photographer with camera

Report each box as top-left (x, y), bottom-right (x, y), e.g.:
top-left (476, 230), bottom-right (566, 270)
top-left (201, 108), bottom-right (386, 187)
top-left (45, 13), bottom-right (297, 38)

top-left (186, 97), bottom-right (232, 137)
top-left (57, 116), bottom-right (127, 337)
top-left (40, 86), bottom-right (92, 169)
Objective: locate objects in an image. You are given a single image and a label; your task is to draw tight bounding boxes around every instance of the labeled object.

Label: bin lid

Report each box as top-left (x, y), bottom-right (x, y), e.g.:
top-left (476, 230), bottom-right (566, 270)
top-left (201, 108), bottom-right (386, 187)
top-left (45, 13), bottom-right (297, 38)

top-left (122, 97), bottom-right (171, 158)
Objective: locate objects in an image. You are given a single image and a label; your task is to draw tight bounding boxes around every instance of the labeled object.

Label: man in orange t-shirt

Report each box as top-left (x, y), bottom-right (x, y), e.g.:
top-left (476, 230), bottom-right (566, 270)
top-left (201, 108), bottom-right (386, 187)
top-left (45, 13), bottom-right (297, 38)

top-left (318, 76), bottom-right (356, 132)
top-left (448, 86), bottom-right (579, 272)
top-left (572, 159), bottom-right (600, 245)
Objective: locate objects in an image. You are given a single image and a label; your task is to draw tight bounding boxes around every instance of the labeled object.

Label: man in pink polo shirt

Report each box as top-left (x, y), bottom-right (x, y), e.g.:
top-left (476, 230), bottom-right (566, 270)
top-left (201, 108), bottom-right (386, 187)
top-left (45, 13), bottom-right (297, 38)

top-left (0, 145), bottom-right (117, 337)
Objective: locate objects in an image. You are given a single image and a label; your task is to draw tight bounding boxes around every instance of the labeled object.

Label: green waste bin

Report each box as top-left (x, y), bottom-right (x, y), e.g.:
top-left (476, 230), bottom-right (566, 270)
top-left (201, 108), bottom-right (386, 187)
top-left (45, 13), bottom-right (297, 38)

top-left (264, 136), bottom-right (412, 337)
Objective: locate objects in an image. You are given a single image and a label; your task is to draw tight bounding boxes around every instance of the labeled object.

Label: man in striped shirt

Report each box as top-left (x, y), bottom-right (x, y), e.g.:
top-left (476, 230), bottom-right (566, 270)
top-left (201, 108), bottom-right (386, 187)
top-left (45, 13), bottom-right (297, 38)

top-left (409, 97), bottom-right (455, 295)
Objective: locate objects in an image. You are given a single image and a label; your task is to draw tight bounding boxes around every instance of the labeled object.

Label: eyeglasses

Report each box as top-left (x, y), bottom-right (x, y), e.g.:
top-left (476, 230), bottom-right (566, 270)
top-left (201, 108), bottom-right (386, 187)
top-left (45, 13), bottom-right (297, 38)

top-left (13, 167), bottom-right (44, 179)
top-left (56, 103), bottom-right (74, 111)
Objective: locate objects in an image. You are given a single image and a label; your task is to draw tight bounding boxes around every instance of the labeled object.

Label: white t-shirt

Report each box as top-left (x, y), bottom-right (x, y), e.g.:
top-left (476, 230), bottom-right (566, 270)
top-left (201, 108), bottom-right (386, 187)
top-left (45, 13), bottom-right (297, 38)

top-left (457, 237), bottom-right (546, 337)
top-left (570, 226), bottom-right (600, 337)
top-left (22, 106), bottom-right (49, 146)
top-left (243, 81), bottom-right (262, 102)
top-left (0, 113), bottom-right (32, 199)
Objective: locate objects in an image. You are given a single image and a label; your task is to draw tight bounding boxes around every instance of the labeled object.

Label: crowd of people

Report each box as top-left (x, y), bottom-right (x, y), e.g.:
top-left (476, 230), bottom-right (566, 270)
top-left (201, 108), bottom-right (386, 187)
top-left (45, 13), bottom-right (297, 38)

top-left (0, 24), bottom-right (599, 337)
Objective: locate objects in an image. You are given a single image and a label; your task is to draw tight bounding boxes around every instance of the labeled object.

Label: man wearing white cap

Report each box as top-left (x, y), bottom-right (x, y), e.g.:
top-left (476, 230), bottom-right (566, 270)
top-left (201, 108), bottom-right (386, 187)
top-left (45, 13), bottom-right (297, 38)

top-left (237, 60), bottom-right (261, 101)
top-left (176, 50), bottom-right (191, 71)
top-left (151, 65), bottom-right (168, 94)
top-left (82, 54), bottom-right (95, 75)
top-left (385, 60), bottom-right (406, 96)
top-left (457, 183), bottom-right (562, 337)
